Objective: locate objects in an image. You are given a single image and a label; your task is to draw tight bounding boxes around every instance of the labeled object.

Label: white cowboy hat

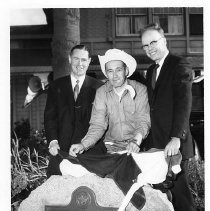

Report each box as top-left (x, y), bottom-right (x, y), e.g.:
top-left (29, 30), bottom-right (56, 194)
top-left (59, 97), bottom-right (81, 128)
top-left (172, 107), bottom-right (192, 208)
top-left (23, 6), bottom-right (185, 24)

top-left (98, 49), bottom-right (137, 78)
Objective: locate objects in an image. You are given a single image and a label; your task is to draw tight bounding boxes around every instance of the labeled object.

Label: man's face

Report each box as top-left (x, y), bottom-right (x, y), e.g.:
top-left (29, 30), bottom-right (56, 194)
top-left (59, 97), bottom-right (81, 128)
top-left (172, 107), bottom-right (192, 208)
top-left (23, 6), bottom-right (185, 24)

top-left (69, 49), bottom-right (91, 78)
top-left (105, 60), bottom-right (128, 89)
top-left (141, 30), bottom-right (168, 63)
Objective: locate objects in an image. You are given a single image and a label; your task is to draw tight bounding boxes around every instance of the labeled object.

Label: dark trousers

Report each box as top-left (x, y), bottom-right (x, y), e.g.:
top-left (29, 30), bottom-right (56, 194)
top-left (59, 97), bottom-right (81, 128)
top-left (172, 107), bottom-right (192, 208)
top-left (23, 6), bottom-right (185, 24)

top-left (171, 160), bottom-right (196, 211)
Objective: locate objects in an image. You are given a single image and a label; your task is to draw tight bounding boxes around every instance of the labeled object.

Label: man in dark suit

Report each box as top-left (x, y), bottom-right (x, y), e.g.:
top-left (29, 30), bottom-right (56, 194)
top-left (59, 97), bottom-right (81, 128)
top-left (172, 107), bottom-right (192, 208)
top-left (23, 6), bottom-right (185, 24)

top-left (140, 23), bottom-right (196, 211)
top-left (44, 44), bottom-right (104, 177)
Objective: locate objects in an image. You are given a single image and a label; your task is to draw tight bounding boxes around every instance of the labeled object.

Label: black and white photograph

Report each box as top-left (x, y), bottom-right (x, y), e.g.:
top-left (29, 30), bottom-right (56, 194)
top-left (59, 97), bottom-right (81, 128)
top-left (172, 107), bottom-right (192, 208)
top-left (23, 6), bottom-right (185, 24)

top-left (1, 1), bottom-right (208, 210)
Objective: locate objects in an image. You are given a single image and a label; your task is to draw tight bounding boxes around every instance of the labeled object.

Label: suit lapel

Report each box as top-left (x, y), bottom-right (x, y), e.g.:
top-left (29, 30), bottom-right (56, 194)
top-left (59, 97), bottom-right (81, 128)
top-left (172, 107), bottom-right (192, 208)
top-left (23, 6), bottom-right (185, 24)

top-left (66, 75), bottom-right (91, 104)
top-left (146, 64), bottom-right (156, 105)
top-left (155, 54), bottom-right (171, 90)
top-left (148, 54), bottom-right (173, 105)
top-left (62, 75), bottom-right (75, 105)
top-left (76, 75), bottom-right (91, 103)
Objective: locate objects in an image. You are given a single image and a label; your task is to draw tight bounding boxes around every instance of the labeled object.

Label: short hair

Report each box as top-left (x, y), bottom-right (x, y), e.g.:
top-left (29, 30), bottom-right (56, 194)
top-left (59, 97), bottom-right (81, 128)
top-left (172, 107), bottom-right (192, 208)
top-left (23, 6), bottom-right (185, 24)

top-left (139, 23), bottom-right (165, 38)
top-left (70, 44), bottom-right (91, 58)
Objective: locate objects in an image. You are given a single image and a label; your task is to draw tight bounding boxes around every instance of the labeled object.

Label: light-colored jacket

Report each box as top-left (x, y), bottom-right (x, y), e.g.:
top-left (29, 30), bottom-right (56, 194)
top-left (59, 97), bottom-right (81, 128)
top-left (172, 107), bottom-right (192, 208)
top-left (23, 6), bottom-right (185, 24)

top-left (82, 79), bottom-right (151, 151)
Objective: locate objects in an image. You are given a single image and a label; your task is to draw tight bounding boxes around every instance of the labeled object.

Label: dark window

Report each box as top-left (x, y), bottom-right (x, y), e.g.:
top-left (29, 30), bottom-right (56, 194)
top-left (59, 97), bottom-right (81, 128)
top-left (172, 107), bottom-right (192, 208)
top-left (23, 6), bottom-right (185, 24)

top-left (189, 7), bottom-right (203, 35)
top-left (189, 14), bottom-right (203, 35)
top-left (192, 69), bottom-right (204, 111)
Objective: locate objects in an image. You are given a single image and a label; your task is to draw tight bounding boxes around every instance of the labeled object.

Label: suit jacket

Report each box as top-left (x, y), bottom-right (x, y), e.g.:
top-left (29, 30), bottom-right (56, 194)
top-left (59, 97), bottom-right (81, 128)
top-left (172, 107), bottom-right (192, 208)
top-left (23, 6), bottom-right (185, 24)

top-left (44, 75), bottom-right (103, 153)
top-left (144, 53), bottom-right (194, 159)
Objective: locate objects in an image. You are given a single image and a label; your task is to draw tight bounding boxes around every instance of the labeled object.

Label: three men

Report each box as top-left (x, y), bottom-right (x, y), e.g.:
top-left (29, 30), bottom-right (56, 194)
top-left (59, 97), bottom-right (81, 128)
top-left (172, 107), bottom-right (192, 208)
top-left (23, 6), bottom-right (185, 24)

top-left (70, 49), bottom-right (150, 156)
top-left (45, 29), bottom-right (196, 210)
top-left (141, 23), bottom-right (195, 211)
top-left (44, 44), bottom-right (104, 177)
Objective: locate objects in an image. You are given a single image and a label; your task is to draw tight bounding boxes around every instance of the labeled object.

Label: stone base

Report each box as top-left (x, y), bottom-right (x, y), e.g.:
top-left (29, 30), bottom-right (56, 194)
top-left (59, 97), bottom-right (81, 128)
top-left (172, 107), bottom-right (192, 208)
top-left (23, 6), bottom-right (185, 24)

top-left (18, 174), bottom-right (174, 211)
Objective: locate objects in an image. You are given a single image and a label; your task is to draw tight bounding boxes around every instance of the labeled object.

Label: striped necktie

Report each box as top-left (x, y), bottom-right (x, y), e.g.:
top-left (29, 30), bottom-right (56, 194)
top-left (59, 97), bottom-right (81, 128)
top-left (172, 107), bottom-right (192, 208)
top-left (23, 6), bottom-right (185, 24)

top-left (74, 80), bottom-right (80, 101)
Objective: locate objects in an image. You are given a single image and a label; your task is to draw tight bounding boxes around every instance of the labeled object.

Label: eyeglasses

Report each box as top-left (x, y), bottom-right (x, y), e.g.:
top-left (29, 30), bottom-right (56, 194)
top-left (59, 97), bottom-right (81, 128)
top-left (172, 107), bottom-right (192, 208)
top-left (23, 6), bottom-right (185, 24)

top-left (72, 57), bottom-right (89, 64)
top-left (142, 37), bottom-right (163, 51)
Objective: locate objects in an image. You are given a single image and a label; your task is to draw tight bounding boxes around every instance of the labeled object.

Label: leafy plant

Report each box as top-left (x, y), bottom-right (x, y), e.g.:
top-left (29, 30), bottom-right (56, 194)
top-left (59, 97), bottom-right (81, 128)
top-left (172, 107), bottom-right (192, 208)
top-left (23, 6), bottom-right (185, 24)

top-left (11, 132), bottom-right (48, 210)
top-left (188, 157), bottom-right (204, 210)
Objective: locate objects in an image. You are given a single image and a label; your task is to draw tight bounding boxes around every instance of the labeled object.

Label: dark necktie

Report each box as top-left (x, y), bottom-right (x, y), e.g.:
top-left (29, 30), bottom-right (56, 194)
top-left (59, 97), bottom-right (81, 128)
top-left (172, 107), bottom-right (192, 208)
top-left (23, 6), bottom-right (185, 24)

top-left (74, 80), bottom-right (80, 101)
top-left (151, 64), bottom-right (160, 89)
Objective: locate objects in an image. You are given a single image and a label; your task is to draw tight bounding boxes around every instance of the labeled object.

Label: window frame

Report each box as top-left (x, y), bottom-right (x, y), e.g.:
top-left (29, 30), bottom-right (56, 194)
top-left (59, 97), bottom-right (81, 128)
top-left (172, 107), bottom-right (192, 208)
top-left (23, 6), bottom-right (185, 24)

top-left (115, 8), bottom-right (148, 37)
top-left (151, 8), bottom-right (185, 36)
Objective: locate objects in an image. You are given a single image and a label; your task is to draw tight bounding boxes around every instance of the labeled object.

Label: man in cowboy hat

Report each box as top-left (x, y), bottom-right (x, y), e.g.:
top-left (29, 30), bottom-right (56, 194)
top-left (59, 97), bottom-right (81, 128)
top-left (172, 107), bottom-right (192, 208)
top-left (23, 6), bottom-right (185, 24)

top-left (69, 48), bottom-right (150, 156)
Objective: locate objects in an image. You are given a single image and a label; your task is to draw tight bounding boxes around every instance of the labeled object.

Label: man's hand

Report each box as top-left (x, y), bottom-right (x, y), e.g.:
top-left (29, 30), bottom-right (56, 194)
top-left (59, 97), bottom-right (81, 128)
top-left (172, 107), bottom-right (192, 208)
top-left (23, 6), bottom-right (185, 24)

top-left (48, 141), bottom-right (60, 156)
top-left (126, 139), bottom-right (140, 155)
top-left (69, 144), bottom-right (85, 157)
top-left (164, 137), bottom-right (181, 157)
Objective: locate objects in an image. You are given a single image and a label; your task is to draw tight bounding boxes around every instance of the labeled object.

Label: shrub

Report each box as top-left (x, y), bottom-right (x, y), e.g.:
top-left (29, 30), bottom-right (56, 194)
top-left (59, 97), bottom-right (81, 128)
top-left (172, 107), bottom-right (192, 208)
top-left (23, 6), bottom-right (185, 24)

top-left (12, 118), bottom-right (48, 156)
top-left (188, 157), bottom-right (205, 210)
top-left (11, 133), bottom-right (48, 211)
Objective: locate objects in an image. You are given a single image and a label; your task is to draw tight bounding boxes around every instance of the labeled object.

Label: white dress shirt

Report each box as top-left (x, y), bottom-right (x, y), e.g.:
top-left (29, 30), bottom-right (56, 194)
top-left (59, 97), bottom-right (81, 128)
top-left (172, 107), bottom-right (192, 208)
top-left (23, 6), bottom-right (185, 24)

top-left (156, 50), bottom-right (169, 80)
top-left (70, 74), bottom-right (86, 92)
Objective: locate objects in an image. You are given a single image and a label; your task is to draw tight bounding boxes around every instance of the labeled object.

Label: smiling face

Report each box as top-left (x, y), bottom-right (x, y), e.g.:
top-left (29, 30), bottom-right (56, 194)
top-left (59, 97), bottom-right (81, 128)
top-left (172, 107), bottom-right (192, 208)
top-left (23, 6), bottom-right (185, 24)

top-left (105, 60), bottom-right (128, 90)
top-left (69, 49), bottom-right (91, 78)
top-left (141, 29), bottom-right (168, 63)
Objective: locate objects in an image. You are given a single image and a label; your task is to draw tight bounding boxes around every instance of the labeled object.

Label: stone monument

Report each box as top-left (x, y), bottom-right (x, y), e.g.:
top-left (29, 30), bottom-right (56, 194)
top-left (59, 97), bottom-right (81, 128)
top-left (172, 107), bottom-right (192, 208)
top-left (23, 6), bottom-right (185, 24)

top-left (18, 174), bottom-right (174, 211)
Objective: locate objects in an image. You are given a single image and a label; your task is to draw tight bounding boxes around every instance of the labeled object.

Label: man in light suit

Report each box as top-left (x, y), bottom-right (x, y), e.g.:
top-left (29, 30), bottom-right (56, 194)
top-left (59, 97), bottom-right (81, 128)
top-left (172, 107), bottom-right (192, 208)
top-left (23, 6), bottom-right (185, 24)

top-left (44, 44), bottom-right (104, 177)
top-left (140, 23), bottom-right (196, 211)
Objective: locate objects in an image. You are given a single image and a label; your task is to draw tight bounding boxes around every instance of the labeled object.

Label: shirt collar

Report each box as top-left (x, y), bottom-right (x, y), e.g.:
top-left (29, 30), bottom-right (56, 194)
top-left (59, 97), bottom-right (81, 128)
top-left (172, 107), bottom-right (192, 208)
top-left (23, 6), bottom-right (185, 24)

top-left (125, 84), bottom-right (136, 100)
top-left (70, 74), bottom-right (86, 89)
top-left (106, 80), bottom-right (136, 100)
top-left (157, 50), bottom-right (169, 68)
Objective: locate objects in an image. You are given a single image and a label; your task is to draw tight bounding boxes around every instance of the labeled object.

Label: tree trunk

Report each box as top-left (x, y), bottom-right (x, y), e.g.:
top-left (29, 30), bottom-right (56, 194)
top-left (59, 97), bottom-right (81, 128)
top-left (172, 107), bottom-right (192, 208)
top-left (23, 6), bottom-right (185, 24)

top-left (52, 8), bottom-right (80, 80)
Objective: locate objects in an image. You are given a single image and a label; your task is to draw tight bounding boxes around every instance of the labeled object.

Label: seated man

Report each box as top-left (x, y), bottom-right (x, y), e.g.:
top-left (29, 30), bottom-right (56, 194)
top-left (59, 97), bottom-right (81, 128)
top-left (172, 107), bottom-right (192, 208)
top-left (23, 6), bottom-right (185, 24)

top-left (69, 48), bottom-right (150, 156)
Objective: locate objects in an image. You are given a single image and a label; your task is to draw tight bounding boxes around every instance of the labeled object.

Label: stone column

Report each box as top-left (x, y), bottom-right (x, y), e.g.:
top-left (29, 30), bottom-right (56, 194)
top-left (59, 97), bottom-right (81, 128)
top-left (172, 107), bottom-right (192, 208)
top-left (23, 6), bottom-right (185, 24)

top-left (51, 8), bottom-right (80, 80)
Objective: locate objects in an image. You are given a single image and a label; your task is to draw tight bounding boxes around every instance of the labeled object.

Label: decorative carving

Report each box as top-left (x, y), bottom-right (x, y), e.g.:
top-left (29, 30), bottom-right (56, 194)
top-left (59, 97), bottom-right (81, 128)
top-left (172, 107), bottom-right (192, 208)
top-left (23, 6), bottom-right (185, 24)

top-left (45, 186), bottom-right (118, 211)
top-left (75, 191), bottom-right (91, 208)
